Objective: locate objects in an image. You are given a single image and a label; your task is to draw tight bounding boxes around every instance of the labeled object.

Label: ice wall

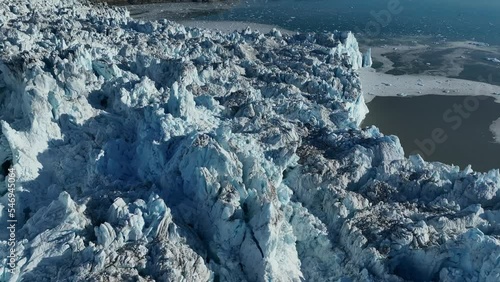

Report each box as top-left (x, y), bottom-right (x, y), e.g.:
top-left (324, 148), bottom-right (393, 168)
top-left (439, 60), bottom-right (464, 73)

top-left (0, 1), bottom-right (499, 281)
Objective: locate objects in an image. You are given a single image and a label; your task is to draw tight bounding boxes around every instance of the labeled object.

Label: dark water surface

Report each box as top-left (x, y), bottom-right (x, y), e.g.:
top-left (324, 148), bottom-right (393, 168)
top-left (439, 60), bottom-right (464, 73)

top-left (363, 95), bottom-right (500, 172)
top-left (197, 0), bottom-right (500, 44)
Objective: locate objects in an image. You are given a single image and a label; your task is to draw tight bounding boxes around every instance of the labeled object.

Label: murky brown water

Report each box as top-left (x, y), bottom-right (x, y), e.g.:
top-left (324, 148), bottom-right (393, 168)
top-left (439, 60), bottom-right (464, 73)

top-left (363, 95), bottom-right (500, 172)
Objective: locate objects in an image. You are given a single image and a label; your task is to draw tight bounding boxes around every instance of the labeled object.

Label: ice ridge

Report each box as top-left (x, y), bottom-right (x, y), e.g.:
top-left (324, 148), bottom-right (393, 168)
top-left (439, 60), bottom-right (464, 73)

top-left (0, 1), bottom-right (499, 281)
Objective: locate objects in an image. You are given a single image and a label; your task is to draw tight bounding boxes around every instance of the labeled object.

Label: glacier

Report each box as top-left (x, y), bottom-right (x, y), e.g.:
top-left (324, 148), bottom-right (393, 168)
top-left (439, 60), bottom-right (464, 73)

top-left (0, 0), bottom-right (499, 281)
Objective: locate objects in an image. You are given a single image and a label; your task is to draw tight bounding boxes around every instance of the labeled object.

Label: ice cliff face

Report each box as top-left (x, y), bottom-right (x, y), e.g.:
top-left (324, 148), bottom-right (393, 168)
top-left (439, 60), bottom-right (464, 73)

top-left (0, 1), bottom-right (499, 281)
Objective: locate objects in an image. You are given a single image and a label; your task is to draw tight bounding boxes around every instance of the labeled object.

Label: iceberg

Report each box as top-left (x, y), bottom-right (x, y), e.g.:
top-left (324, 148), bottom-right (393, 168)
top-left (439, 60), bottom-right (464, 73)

top-left (486, 57), bottom-right (500, 63)
top-left (362, 48), bottom-right (373, 68)
top-left (0, 0), bottom-right (499, 281)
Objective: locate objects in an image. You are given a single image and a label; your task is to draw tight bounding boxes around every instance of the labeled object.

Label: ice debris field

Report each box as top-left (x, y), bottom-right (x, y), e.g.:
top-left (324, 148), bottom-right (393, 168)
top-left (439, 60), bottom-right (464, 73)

top-left (0, 0), bottom-right (499, 281)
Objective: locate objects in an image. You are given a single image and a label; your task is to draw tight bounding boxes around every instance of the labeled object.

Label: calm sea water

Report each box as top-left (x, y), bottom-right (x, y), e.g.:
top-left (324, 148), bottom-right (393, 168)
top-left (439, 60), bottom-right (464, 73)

top-left (198, 0), bottom-right (500, 44)
top-left (362, 95), bottom-right (500, 172)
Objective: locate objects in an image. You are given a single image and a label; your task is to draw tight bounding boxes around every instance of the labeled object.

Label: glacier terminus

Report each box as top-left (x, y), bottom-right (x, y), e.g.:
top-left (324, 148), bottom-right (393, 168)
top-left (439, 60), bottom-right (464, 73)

top-left (0, 0), bottom-right (499, 281)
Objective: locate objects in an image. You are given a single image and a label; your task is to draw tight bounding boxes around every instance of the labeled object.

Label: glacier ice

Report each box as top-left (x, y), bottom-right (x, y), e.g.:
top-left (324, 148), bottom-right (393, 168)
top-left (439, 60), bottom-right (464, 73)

top-left (0, 0), bottom-right (499, 281)
top-left (362, 48), bottom-right (373, 68)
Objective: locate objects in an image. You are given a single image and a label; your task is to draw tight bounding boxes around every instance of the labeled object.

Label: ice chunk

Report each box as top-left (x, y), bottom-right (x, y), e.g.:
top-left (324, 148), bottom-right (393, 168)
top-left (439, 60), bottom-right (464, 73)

top-left (362, 48), bottom-right (373, 68)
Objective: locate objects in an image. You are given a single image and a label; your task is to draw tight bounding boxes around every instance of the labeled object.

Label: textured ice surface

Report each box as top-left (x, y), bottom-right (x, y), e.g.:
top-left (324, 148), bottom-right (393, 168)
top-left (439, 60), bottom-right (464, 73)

top-left (362, 48), bottom-right (373, 68)
top-left (0, 1), bottom-right (499, 281)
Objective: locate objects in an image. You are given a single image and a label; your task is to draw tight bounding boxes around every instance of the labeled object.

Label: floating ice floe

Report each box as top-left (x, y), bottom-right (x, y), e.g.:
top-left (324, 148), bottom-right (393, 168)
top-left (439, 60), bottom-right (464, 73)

top-left (486, 57), bottom-right (500, 63)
